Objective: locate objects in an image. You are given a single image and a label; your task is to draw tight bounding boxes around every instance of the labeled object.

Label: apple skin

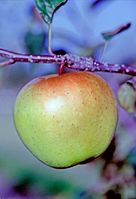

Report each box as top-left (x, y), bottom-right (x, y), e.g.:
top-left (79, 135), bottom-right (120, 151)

top-left (14, 72), bottom-right (117, 168)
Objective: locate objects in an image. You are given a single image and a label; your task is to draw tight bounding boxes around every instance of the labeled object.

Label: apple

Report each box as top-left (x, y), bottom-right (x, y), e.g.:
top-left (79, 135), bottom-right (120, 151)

top-left (14, 72), bottom-right (117, 168)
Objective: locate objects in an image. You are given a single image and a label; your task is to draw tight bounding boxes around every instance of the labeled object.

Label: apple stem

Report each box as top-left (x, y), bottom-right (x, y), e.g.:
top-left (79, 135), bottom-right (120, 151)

top-left (0, 48), bottom-right (136, 78)
top-left (58, 63), bottom-right (65, 76)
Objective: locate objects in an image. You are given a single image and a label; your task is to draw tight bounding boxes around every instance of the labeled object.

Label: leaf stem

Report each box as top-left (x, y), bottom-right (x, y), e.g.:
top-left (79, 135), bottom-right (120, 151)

top-left (48, 23), bottom-right (53, 54)
top-left (100, 41), bottom-right (108, 61)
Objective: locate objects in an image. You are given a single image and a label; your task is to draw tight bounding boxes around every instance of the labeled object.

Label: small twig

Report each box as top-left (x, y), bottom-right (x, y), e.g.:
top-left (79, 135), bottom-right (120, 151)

top-left (0, 48), bottom-right (63, 64)
top-left (0, 48), bottom-right (136, 76)
top-left (0, 59), bottom-right (15, 67)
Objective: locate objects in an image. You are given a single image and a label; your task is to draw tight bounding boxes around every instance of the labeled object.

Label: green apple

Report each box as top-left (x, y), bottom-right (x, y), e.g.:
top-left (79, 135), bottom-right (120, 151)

top-left (14, 72), bottom-right (117, 168)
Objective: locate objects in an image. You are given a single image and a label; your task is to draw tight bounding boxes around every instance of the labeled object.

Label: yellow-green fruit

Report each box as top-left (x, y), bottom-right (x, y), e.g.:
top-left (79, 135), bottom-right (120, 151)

top-left (14, 72), bottom-right (117, 168)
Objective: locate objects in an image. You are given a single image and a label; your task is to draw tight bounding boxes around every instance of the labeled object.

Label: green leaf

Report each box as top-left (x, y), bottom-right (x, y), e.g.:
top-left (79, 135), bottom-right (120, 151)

top-left (35, 0), bottom-right (68, 24)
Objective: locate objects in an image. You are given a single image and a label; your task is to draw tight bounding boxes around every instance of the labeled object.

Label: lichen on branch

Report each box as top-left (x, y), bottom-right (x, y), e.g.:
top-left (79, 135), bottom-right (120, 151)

top-left (0, 48), bottom-right (136, 78)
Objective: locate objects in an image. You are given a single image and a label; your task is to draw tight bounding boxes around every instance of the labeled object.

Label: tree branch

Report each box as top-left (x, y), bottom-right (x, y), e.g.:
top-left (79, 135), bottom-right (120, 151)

top-left (0, 48), bottom-right (136, 76)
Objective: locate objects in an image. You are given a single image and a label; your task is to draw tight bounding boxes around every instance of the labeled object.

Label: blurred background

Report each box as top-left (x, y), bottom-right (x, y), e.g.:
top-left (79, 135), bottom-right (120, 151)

top-left (0, 0), bottom-right (136, 198)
